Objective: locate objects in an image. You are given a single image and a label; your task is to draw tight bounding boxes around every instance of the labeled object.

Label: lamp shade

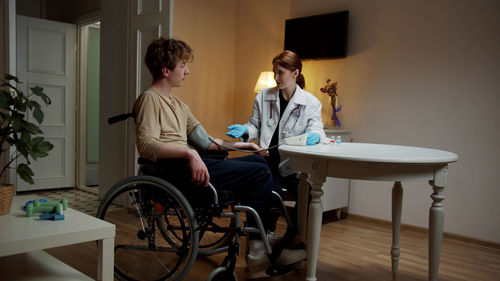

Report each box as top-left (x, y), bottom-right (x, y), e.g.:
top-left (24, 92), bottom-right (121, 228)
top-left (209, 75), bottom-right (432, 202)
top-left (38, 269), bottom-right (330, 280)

top-left (254, 71), bottom-right (277, 92)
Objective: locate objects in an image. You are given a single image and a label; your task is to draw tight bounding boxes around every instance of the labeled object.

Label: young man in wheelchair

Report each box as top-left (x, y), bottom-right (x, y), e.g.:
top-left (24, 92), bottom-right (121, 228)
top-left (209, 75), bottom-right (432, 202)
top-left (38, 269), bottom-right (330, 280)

top-left (133, 37), bottom-right (306, 278)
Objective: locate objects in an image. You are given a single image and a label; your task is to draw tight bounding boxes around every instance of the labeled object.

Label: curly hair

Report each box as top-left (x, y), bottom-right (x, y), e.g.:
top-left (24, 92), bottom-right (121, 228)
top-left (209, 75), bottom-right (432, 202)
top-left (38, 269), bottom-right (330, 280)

top-left (144, 38), bottom-right (193, 80)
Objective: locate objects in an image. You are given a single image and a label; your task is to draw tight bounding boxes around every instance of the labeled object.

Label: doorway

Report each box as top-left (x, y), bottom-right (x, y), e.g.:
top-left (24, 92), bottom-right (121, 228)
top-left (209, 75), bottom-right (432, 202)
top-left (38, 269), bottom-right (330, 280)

top-left (77, 19), bottom-right (100, 194)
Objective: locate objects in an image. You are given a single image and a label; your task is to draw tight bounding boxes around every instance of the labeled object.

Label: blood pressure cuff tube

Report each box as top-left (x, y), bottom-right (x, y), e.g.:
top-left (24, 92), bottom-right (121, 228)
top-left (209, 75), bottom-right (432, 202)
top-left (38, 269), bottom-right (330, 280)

top-left (188, 124), bottom-right (213, 150)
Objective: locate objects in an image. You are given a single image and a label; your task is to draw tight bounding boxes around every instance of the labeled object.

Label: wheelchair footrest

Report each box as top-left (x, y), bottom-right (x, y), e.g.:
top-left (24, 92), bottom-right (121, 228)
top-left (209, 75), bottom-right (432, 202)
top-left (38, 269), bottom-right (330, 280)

top-left (265, 263), bottom-right (296, 277)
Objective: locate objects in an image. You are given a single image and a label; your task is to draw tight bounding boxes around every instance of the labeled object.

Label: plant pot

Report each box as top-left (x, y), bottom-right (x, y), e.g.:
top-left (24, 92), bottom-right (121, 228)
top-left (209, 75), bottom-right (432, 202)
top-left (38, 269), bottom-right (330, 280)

top-left (0, 184), bottom-right (14, 215)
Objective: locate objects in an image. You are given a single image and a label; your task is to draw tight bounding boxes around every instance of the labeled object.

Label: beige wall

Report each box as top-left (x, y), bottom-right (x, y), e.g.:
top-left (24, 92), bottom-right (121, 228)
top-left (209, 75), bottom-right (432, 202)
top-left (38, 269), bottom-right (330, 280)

top-left (172, 0), bottom-right (237, 138)
top-left (233, 0), bottom-right (290, 124)
top-left (290, 0), bottom-right (500, 243)
top-left (172, 0), bottom-right (289, 138)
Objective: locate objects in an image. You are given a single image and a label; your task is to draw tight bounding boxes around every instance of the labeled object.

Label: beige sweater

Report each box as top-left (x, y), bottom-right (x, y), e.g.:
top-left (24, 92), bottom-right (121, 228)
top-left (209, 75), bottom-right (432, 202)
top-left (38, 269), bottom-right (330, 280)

top-left (133, 88), bottom-right (200, 161)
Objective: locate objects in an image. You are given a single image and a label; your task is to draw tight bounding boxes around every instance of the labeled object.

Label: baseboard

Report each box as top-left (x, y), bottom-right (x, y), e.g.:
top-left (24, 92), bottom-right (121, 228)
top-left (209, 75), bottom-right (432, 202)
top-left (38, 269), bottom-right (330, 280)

top-left (76, 185), bottom-right (98, 195)
top-left (344, 213), bottom-right (500, 250)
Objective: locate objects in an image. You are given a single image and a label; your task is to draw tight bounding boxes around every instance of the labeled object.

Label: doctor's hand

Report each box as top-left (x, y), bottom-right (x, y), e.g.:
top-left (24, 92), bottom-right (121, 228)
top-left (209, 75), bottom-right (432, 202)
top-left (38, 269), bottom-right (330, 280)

top-left (306, 131), bottom-right (320, 145)
top-left (186, 149), bottom-right (210, 187)
top-left (226, 124), bottom-right (248, 138)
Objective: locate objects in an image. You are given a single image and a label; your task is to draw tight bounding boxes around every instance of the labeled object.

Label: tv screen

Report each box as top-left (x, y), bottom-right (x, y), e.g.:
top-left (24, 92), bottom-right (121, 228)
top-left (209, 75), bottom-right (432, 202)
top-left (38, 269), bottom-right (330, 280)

top-left (284, 11), bottom-right (348, 60)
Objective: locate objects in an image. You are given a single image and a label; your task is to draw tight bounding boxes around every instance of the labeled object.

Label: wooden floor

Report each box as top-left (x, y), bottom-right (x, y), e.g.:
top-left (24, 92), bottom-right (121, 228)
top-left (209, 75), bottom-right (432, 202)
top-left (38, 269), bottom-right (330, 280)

top-left (45, 214), bottom-right (500, 281)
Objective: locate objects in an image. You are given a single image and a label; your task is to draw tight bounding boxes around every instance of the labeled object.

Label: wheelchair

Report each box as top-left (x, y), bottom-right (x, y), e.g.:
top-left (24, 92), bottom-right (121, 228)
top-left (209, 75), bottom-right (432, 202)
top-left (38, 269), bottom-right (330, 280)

top-left (97, 115), bottom-right (295, 281)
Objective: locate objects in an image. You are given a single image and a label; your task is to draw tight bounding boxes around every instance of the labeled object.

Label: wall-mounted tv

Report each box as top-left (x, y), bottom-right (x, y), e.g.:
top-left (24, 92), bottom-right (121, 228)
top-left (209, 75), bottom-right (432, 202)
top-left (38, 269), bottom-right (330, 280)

top-left (284, 10), bottom-right (349, 60)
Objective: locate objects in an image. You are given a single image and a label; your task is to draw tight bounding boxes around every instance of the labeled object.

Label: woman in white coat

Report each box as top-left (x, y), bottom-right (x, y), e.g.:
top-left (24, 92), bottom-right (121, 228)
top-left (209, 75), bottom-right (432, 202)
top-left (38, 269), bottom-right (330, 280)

top-left (227, 50), bottom-right (325, 238)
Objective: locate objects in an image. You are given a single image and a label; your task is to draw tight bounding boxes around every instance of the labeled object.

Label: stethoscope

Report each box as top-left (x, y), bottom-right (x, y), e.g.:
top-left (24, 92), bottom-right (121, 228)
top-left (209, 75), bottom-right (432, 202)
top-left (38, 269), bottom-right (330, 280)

top-left (266, 100), bottom-right (301, 137)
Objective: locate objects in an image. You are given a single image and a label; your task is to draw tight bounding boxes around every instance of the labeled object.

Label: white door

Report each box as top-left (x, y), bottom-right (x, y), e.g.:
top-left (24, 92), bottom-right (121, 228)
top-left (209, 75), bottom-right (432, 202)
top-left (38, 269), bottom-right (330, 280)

top-left (16, 15), bottom-right (76, 191)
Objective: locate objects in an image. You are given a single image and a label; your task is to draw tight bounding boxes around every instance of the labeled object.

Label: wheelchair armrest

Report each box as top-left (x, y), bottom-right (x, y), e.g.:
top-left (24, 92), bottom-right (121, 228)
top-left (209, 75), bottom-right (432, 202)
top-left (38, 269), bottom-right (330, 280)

top-left (138, 157), bottom-right (156, 165)
top-left (197, 150), bottom-right (228, 159)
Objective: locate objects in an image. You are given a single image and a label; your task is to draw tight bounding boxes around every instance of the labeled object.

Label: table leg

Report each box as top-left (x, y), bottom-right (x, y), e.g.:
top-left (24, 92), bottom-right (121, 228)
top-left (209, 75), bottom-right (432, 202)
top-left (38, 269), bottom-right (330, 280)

top-left (306, 182), bottom-right (324, 281)
top-left (97, 237), bottom-right (114, 281)
top-left (391, 181), bottom-right (403, 276)
top-left (429, 180), bottom-right (445, 281)
top-left (297, 173), bottom-right (310, 242)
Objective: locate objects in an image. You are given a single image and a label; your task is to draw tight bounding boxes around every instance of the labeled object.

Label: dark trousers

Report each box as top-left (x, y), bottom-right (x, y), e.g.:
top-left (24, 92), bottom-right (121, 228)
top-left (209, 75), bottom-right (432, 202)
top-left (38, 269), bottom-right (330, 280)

top-left (145, 155), bottom-right (273, 236)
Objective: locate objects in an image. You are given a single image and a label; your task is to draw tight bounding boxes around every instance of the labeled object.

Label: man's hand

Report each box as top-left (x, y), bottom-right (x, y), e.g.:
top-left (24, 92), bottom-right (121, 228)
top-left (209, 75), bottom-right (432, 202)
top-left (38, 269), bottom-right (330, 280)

top-left (186, 149), bottom-right (210, 187)
top-left (256, 147), bottom-right (269, 158)
top-left (233, 142), bottom-right (269, 157)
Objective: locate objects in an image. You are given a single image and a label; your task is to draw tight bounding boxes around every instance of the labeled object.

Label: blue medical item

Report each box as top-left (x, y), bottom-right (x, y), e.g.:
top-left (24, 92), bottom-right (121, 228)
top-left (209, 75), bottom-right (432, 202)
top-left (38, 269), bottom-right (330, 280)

top-left (226, 124), bottom-right (248, 138)
top-left (23, 198), bottom-right (47, 211)
top-left (39, 212), bottom-right (65, 220)
top-left (306, 131), bottom-right (320, 145)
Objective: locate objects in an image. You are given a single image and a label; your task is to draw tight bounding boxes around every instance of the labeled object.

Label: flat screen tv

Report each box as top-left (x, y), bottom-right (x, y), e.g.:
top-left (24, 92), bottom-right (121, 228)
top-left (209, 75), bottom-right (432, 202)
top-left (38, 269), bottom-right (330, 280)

top-left (284, 11), bottom-right (348, 60)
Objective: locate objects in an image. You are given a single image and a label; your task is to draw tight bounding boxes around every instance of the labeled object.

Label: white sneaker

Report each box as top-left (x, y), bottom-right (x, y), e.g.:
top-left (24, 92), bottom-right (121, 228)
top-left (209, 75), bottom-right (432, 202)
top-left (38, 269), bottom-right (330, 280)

top-left (276, 248), bottom-right (307, 266)
top-left (247, 254), bottom-right (269, 279)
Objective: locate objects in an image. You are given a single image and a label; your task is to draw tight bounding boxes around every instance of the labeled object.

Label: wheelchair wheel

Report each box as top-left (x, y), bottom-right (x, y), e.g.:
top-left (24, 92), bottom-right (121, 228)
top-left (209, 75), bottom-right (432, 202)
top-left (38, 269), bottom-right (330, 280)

top-left (156, 199), bottom-right (235, 250)
top-left (206, 267), bottom-right (238, 281)
top-left (97, 176), bottom-right (199, 281)
top-left (198, 209), bottom-right (235, 249)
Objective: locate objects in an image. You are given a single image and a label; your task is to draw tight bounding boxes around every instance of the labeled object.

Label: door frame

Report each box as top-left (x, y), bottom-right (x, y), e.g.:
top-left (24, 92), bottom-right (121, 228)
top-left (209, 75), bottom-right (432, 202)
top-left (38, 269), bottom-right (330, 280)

top-left (76, 12), bottom-right (100, 193)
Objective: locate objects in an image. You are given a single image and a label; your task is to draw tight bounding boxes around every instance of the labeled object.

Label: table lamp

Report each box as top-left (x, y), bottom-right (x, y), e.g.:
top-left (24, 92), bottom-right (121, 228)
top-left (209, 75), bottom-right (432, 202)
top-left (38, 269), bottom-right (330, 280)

top-left (254, 71), bottom-right (277, 92)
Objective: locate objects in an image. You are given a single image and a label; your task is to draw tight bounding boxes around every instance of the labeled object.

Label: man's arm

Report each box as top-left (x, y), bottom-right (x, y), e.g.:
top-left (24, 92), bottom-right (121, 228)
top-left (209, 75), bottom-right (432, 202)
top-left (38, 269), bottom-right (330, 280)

top-left (207, 138), bottom-right (262, 152)
top-left (157, 143), bottom-right (210, 187)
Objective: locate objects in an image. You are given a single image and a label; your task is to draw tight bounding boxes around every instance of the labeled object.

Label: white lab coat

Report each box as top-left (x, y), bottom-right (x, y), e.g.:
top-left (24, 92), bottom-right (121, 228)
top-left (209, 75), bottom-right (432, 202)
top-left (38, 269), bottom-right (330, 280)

top-left (244, 84), bottom-right (325, 177)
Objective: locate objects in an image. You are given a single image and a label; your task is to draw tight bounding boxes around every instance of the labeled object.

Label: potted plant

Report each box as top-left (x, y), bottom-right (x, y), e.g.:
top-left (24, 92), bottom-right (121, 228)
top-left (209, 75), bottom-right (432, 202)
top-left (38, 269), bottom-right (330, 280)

top-left (0, 74), bottom-right (53, 215)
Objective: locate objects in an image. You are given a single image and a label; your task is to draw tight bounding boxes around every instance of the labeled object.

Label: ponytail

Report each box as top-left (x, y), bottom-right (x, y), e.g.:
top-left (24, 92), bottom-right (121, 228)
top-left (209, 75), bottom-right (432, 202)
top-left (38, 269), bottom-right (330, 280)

top-left (296, 73), bottom-right (306, 89)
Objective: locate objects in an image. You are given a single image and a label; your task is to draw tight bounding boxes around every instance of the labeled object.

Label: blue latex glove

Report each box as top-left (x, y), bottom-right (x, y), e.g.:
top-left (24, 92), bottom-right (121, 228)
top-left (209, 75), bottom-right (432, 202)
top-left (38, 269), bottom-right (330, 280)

top-left (306, 131), bottom-right (320, 145)
top-left (226, 124), bottom-right (248, 138)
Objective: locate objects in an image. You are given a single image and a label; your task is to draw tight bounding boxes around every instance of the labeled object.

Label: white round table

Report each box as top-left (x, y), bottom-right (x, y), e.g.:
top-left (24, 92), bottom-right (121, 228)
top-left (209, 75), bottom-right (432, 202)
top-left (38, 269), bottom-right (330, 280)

top-left (279, 142), bottom-right (458, 281)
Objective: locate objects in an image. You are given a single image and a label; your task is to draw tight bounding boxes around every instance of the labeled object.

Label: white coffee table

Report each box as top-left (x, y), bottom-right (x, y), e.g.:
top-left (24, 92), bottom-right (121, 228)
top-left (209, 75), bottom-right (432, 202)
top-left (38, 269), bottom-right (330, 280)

top-left (0, 195), bottom-right (115, 281)
top-left (280, 142), bottom-right (458, 281)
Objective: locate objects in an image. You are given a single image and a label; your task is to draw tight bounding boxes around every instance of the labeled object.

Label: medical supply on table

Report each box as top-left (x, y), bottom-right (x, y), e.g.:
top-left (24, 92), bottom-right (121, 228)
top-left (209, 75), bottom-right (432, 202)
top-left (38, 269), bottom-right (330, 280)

top-left (283, 134), bottom-right (308, 146)
top-left (25, 198), bottom-right (67, 217)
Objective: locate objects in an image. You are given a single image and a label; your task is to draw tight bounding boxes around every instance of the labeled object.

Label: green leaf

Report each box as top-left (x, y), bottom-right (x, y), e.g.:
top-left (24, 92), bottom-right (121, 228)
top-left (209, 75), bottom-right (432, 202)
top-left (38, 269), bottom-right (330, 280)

top-left (4, 74), bottom-right (19, 83)
top-left (1, 74), bottom-right (53, 183)
top-left (0, 90), bottom-right (12, 110)
top-left (17, 163), bottom-right (34, 185)
top-left (12, 118), bottom-right (22, 131)
top-left (37, 140), bottom-right (54, 153)
top-left (21, 120), bottom-right (42, 134)
top-left (30, 86), bottom-right (51, 106)
top-left (32, 106), bottom-right (44, 124)
top-left (14, 97), bottom-right (27, 112)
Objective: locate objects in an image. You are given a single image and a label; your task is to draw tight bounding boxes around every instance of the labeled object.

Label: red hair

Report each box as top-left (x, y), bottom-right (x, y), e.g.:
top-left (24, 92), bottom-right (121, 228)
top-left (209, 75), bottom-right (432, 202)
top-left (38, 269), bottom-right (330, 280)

top-left (272, 50), bottom-right (305, 89)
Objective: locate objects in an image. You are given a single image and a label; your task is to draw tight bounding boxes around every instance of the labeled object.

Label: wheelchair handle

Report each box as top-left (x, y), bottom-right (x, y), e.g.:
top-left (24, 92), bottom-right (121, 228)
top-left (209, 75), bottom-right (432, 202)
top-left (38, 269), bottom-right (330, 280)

top-left (108, 112), bottom-right (135, 125)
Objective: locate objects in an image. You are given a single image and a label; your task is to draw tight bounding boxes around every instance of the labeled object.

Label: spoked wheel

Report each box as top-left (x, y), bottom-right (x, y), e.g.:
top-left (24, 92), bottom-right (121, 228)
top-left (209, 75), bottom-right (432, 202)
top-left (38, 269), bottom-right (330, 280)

top-left (198, 211), bottom-right (235, 249)
top-left (97, 176), bottom-right (199, 281)
top-left (157, 202), bottom-right (235, 251)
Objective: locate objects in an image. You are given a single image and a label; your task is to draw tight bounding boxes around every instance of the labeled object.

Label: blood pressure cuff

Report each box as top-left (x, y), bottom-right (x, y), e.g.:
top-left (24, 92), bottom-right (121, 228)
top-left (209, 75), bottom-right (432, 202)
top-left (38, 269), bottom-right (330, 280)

top-left (188, 124), bottom-right (213, 150)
